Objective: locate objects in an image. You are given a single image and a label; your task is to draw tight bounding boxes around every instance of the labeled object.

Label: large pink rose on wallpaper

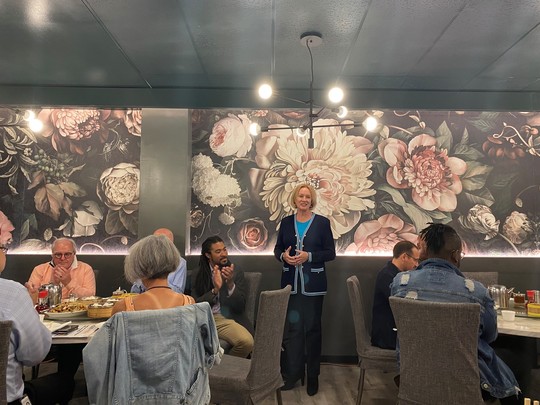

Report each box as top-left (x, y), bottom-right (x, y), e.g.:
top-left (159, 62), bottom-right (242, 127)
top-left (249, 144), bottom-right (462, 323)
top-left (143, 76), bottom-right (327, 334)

top-left (38, 108), bottom-right (111, 154)
top-left (209, 114), bottom-right (252, 157)
top-left (345, 214), bottom-right (417, 254)
top-left (378, 134), bottom-right (467, 212)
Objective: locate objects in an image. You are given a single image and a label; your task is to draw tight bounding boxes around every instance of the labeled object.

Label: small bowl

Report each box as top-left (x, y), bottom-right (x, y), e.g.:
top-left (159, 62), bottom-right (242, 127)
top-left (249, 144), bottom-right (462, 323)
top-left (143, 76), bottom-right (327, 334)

top-left (501, 310), bottom-right (516, 321)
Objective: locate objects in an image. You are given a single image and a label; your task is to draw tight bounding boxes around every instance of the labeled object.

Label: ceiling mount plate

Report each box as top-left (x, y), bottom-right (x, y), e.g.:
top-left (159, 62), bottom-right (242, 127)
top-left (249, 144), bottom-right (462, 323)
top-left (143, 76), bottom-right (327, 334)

top-left (300, 32), bottom-right (322, 47)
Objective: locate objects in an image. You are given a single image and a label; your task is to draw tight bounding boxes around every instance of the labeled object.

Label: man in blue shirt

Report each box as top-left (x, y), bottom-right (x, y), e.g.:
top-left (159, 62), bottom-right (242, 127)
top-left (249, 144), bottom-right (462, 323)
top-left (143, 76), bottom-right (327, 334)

top-left (131, 228), bottom-right (187, 294)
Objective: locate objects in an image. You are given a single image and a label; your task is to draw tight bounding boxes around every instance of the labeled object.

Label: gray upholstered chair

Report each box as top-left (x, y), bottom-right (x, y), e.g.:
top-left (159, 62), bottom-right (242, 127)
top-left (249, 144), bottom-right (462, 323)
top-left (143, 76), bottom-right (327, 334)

top-left (346, 276), bottom-right (397, 405)
top-left (243, 272), bottom-right (262, 327)
top-left (0, 320), bottom-right (13, 405)
top-left (462, 271), bottom-right (498, 288)
top-left (220, 272), bottom-right (262, 353)
top-left (389, 297), bottom-right (484, 405)
top-left (209, 285), bottom-right (291, 405)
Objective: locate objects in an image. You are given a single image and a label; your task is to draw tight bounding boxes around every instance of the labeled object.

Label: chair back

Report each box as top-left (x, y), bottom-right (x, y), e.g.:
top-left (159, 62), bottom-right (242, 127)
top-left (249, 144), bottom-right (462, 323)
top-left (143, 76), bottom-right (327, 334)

top-left (389, 297), bottom-right (483, 405)
top-left (243, 272), bottom-right (262, 326)
top-left (346, 275), bottom-right (375, 358)
top-left (462, 271), bottom-right (498, 288)
top-left (0, 321), bottom-right (13, 405)
top-left (247, 285), bottom-right (291, 392)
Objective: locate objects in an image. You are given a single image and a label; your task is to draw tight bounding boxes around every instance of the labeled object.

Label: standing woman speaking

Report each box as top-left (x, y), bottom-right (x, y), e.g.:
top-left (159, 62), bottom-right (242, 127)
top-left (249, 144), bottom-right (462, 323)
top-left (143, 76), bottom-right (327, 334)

top-left (274, 183), bottom-right (336, 396)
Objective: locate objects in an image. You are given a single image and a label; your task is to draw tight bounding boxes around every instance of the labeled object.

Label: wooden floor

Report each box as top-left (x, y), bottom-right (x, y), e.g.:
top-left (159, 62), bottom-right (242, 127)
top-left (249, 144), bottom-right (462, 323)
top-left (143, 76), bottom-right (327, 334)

top-left (31, 360), bottom-right (540, 404)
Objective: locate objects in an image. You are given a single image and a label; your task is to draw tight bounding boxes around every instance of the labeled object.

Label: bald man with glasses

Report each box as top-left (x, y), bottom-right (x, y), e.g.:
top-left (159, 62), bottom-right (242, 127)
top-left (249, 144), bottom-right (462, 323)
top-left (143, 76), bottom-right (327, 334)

top-left (26, 238), bottom-right (96, 300)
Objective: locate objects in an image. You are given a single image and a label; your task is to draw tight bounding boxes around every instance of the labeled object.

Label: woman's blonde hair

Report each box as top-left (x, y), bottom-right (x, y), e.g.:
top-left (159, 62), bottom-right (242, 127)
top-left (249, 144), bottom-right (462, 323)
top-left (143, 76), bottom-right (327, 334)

top-left (290, 183), bottom-right (317, 209)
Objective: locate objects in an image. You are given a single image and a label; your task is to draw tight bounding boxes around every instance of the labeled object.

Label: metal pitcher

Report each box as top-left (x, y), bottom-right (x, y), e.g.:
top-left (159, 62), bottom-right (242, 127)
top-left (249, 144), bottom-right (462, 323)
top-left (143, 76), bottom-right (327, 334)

top-left (487, 284), bottom-right (509, 309)
top-left (39, 283), bottom-right (63, 307)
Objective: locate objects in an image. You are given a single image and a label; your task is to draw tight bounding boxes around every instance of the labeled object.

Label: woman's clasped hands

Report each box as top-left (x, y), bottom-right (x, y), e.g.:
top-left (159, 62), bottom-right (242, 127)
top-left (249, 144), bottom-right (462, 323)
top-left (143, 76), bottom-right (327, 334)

top-left (283, 246), bottom-right (309, 266)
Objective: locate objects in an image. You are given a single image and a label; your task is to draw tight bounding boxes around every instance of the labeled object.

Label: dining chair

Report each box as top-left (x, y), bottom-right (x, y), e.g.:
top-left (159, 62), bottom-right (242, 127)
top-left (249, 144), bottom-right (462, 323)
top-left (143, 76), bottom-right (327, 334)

top-left (0, 320), bottom-right (12, 405)
top-left (209, 285), bottom-right (291, 405)
top-left (243, 272), bottom-right (262, 327)
top-left (462, 271), bottom-right (498, 288)
top-left (346, 276), bottom-right (397, 405)
top-left (389, 297), bottom-right (485, 405)
top-left (219, 272), bottom-right (262, 353)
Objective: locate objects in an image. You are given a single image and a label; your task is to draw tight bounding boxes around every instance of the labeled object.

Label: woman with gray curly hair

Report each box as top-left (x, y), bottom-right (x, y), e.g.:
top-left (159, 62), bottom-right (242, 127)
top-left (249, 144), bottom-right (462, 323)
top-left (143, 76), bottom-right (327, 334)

top-left (112, 234), bottom-right (194, 314)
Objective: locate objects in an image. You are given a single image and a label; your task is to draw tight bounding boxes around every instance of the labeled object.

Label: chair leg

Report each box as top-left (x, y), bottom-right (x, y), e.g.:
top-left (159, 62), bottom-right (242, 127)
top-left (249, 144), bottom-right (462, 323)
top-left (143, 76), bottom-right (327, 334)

top-left (276, 389), bottom-right (283, 405)
top-left (357, 368), bottom-right (365, 405)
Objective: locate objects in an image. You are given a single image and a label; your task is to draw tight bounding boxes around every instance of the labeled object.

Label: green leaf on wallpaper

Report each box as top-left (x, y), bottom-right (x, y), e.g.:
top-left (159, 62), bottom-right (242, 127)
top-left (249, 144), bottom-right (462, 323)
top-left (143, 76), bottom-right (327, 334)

top-left (18, 126), bottom-right (37, 143)
top-left (378, 184), bottom-right (407, 206)
top-left (28, 214), bottom-right (37, 230)
top-left (453, 143), bottom-right (484, 161)
top-left (119, 211), bottom-right (138, 235)
top-left (486, 166), bottom-right (519, 189)
top-left (20, 219), bottom-right (29, 241)
top-left (105, 210), bottom-right (124, 235)
top-left (461, 161), bottom-right (493, 191)
top-left (459, 128), bottom-right (470, 145)
top-left (402, 204), bottom-right (433, 232)
top-left (435, 121), bottom-right (453, 151)
top-left (58, 182), bottom-right (87, 197)
top-left (461, 187), bottom-right (495, 207)
top-left (466, 112), bottom-right (500, 133)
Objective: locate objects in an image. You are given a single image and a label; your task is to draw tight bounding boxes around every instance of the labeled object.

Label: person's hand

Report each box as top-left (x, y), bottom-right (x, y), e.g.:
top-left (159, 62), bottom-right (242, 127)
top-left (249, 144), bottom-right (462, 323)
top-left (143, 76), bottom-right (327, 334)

top-left (220, 263), bottom-right (235, 289)
top-left (25, 282), bottom-right (39, 304)
top-left (294, 249), bottom-right (309, 265)
top-left (53, 266), bottom-right (72, 285)
top-left (212, 264), bottom-right (223, 293)
top-left (283, 246), bottom-right (296, 265)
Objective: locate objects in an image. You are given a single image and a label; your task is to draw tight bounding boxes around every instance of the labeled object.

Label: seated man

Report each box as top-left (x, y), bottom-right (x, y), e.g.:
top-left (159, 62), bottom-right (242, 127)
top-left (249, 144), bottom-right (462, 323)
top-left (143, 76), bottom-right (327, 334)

top-left (26, 237), bottom-right (96, 299)
top-left (190, 235), bottom-right (254, 358)
top-left (391, 223), bottom-right (521, 404)
top-left (131, 228), bottom-right (187, 294)
top-left (0, 244), bottom-right (53, 405)
top-left (371, 240), bottom-right (419, 349)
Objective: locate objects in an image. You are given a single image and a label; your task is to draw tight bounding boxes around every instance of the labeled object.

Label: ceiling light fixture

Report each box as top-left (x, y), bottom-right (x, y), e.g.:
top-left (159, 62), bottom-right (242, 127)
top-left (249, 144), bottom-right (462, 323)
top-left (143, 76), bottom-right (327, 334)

top-left (254, 32), bottom-right (377, 148)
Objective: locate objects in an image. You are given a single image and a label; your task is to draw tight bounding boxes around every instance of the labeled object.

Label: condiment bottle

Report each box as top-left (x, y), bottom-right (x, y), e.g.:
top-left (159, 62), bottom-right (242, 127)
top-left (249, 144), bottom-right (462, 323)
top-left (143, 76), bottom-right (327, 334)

top-left (35, 290), bottom-right (50, 314)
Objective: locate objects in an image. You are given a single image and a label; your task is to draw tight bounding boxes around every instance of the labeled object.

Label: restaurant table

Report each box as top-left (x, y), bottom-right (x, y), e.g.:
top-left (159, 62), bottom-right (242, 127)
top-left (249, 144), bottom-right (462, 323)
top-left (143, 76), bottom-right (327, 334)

top-left (497, 314), bottom-right (540, 338)
top-left (43, 318), bottom-right (105, 344)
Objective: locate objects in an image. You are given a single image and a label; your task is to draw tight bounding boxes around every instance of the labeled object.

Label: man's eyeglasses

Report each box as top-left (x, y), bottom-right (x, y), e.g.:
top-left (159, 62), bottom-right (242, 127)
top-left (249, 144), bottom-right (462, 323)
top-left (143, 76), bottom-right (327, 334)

top-left (405, 253), bottom-right (420, 263)
top-left (53, 252), bottom-right (74, 259)
top-left (0, 246), bottom-right (8, 253)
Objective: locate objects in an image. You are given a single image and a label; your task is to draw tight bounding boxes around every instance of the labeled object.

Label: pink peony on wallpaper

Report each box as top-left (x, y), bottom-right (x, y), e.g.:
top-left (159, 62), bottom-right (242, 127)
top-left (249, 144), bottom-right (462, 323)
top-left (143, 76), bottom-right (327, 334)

top-left (0, 108), bottom-right (141, 253)
top-left (190, 109), bottom-right (540, 257)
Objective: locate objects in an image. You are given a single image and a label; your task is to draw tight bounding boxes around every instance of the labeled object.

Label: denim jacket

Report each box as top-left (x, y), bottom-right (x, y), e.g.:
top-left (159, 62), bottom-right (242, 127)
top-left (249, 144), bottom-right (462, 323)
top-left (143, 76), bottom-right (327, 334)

top-left (390, 259), bottom-right (520, 399)
top-left (83, 302), bottom-right (222, 405)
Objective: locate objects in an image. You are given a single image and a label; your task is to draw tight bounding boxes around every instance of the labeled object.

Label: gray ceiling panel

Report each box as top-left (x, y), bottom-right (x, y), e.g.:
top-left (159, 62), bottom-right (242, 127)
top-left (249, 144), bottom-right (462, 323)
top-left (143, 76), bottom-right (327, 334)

top-left (408, 0), bottom-right (540, 82)
top-left (0, 0), bottom-right (145, 86)
top-left (0, 0), bottom-right (539, 105)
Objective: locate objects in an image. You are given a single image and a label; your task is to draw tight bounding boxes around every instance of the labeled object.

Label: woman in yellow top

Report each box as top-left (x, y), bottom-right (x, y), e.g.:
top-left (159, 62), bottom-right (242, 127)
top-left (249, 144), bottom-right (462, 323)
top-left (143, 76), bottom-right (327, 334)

top-left (112, 234), bottom-right (194, 314)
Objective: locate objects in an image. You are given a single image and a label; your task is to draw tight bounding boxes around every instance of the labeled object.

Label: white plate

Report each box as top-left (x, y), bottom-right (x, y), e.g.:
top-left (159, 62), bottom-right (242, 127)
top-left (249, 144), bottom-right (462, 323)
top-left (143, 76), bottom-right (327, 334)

top-left (45, 310), bottom-right (87, 319)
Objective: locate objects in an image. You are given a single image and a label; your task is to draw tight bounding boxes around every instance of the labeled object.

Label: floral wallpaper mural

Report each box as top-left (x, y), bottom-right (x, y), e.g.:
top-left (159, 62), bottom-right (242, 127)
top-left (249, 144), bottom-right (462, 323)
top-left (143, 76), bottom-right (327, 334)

top-left (0, 107), bottom-right (141, 253)
top-left (190, 109), bottom-right (540, 256)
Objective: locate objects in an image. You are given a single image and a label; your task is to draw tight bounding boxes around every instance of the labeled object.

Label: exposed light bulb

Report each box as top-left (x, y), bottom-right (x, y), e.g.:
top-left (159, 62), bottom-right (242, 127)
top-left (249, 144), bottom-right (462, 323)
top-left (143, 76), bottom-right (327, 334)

top-left (28, 118), bottom-right (43, 132)
top-left (328, 87), bottom-right (344, 103)
top-left (337, 106), bottom-right (348, 118)
top-left (258, 84), bottom-right (273, 100)
top-left (363, 116), bottom-right (378, 132)
top-left (23, 110), bottom-right (36, 121)
top-left (249, 122), bottom-right (261, 136)
top-left (295, 127), bottom-right (308, 137)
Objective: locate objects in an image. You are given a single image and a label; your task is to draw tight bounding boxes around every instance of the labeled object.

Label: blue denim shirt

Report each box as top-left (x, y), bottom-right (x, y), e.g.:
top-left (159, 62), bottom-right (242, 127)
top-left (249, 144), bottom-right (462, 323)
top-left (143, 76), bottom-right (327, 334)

top-left (390, 259), bottom-right (520, 399)
top-left (83, 302), bottom-right (221, 404)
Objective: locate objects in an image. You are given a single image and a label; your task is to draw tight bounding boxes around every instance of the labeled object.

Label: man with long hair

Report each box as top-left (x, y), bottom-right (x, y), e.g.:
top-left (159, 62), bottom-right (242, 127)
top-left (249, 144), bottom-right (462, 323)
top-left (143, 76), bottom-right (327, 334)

top-left (191, 236), bottom-right (253, 358)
